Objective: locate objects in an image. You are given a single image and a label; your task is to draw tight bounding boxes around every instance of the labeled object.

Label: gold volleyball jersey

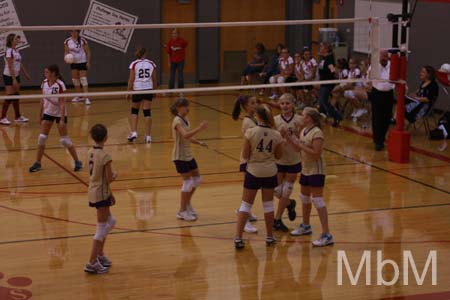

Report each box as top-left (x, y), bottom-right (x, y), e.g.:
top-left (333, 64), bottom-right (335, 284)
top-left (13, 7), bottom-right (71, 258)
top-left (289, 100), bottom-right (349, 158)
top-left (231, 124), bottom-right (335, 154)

top-left (240, 116), bottom-right (257, 164)
top-left (172, 115), bottom-right (193, 161)
top-left (88, 147), bottom-right (112, 203)
top-left (245, 125), bottom-right (283, 177)
top-left (274, 113), bottom-right (302, 166)
top-left (300, 126), bottom-right (326, 176)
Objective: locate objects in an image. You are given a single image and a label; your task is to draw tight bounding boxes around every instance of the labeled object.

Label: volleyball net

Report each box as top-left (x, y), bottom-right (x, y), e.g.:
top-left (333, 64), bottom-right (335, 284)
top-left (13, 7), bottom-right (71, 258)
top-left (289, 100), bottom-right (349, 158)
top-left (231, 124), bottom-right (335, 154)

top-left (0, 17), bottom-right (389, 101)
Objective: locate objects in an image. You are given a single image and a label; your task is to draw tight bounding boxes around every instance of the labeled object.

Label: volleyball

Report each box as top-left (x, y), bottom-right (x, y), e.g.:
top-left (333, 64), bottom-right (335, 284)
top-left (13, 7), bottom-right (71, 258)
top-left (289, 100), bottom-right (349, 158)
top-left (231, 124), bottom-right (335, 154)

top-left (440, 63), bottom-right (450, 74)
top-left (64, 53), bottom-right (74, 64)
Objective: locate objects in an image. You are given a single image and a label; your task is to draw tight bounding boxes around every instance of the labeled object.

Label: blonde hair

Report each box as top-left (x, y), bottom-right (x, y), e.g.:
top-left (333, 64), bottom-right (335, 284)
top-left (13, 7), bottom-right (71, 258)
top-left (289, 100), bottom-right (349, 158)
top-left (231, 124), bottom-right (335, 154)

top-left (279, 93), bottom-right (295, 103)
top-left (303, 107), bottom-right (325, 129)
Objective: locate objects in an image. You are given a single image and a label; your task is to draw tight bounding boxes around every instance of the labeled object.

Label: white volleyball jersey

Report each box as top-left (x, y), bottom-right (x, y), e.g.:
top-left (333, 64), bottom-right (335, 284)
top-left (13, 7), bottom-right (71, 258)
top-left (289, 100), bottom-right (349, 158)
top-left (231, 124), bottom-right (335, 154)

top-left (301, 58), bottom-right (318, 80)
top-left (64, 37), bottom-right (88, 64)
top-left (41, 79), bottom-right (67, 117)
top-left (3, 47), bottom-right (21, 76)
top-left (129, 59), bottom-right (156, 90)
top-left (279, 56), bottom-right (294, 71)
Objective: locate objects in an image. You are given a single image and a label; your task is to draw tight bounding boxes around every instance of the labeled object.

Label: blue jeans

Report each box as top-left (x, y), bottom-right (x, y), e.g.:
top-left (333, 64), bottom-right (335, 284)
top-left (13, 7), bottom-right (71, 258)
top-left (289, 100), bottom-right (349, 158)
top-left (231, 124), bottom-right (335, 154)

top-left (169, 61), bottom-right (185, 89)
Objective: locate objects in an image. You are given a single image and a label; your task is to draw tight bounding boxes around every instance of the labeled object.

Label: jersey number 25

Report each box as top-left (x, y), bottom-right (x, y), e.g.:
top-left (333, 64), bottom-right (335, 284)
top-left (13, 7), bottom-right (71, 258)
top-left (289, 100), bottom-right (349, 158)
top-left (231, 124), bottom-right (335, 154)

top-left (138, 69), bottom-right (150, 79)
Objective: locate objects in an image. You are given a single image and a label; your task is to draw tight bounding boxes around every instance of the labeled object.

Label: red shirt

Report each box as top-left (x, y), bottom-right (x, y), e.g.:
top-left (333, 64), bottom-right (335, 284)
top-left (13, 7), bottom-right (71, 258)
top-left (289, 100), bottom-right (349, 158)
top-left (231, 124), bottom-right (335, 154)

top-left (166, 37), bottom-right (188, 63)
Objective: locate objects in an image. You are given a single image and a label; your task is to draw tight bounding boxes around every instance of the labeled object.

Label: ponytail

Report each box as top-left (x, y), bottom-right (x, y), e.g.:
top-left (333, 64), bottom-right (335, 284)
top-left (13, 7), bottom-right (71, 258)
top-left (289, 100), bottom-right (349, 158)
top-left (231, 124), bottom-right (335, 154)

top-left (135, 46), bottom-right (147, 59)
top-left (303, 107), bottom-right (326, 129)
top-left (256, 105), bottom-right (275, 128)
top-left (46, 64), bottom-right (65, 83)
top-left (170, 98), bottom-right (189, 116)
top-left (232, 95), bottom-right (254, 120)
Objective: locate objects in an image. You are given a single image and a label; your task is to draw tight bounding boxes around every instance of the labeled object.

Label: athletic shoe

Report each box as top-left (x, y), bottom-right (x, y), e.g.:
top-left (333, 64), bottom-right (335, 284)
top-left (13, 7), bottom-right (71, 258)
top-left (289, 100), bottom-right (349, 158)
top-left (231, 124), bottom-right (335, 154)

top-left (72, 97), bottom-right (81, 102)
top-left (353, 108), bottom-right (367, 118)
top-left (187, 203), bottom-right (197, 217)
top-left (127, 132), bottom-right (138, 142)
top-left (97, 255), bottom-right (112, 268)
top-left (312, 233), bottom-right (334, 247)
top-left (84, 259), bottom-right (109, 274)
top-left (269, 94), bottom-right (278, 100)
top-left (145, 135), bottom-right (152, 144)
top-left (244, 220), bottom-right (258, 233)
top-left (176, 210), bottom-right (197, 221)
top-left (248, 212), bottom-right (258, 222)
top-left (15, 115), bottom-right (29, 123)
top-left (85, 98), bottom-right (91, 105)
top-left (290, 223), bottom-right (312, 236)
top-left (0, 118), bottom-right (11, 125)
top-left (273, 219), bottom-right (289, 232)
top-left (265, 236), bottom-right (276, 246)
top-left (29, 162), bottom-right (42, 173)
top-left (286, 199), bottom-right (297, 221)
top-left (234, 238), bottom-right (245, 249)
top-left (74, 160), bottom-right (83, 172)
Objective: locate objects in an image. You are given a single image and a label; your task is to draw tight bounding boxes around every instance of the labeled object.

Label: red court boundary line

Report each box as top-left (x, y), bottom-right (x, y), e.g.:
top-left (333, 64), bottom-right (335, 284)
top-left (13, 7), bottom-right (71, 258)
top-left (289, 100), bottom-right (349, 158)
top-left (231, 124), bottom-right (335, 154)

top-left (339, 124), bottom-right (450, 163)
top-left (42, 153), bottom-right (88, 187)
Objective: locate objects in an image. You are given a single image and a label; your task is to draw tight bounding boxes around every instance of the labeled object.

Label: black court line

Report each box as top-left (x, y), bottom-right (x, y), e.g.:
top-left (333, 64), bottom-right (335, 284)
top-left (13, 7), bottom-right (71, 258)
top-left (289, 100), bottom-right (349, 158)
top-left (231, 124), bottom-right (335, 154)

top-left (1, 201), bottom-right (450, 246)
top-left (190, 99), bottom-right (450, 196)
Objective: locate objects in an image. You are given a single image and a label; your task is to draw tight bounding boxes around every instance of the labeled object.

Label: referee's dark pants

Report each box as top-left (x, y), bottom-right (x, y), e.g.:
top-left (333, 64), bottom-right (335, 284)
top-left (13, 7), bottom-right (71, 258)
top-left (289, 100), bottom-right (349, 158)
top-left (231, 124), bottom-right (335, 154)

top-left (369, 88), bottom-right (394, 147)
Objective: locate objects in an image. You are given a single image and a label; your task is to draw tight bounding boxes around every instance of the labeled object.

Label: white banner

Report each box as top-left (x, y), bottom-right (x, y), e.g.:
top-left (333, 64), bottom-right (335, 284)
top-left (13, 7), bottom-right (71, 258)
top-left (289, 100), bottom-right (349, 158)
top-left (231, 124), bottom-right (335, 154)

top-left (0, 0), bottom-right (29, 57)
top-left (80, 0), bottom-right (138, 53)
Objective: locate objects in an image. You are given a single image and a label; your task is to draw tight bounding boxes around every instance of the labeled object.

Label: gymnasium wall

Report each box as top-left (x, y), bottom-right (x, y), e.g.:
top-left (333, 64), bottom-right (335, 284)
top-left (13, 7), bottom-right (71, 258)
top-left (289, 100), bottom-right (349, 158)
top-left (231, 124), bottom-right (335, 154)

top-left (11, 0), bottom-right (161, 87)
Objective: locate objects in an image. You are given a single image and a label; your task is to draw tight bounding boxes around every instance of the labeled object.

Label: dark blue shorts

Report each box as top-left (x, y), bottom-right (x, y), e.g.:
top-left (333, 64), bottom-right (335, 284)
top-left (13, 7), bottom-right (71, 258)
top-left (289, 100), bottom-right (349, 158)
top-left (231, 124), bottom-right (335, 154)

top-left (71, 62), bottom-right (88, 71)
top-left (299, 174), bottom-right (325, 187)
top-left (3, 75), bottom-right (20, 86)
top-left (42, 114), bottom-right (67, 124)
top-left (174, 159), bottom-right (198, 174)
top-left (239, 163), bottom-right (247, 172)
top-left (132, 93), bottom-right (153, 103)
top-left (244, 171), bottom-right (278, 190)
top-left (89, 195), bottom-right (114, 208)
top-left (277, 163), bottom-right (302, 174)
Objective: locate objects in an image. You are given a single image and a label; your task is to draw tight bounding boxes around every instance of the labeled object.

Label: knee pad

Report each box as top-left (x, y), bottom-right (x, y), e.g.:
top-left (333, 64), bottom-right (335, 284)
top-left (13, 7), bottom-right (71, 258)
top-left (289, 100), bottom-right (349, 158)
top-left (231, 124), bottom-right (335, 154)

top-left (262, 200), bottom-right (274, 213)
top-left (94, 222), bottom-right (108, 242)
top-left (143, 109), bottom-right (151, 117)
top-left (181, 179), bottom-right (194, 193)
top-left (277, 76), bottom-right (285, 84)
top-left (269, 76), bottom-right (276, 84)
top-left (192, 176), bottom-right (201, 188)
top-left (281, 181), bottom-right (294, 198)
top-left (80, 77), bottom-right (88, 87)
top-left (131, 107), bottom-right (139, 115)
top-left (344, 90), bottom-right (356, 99)
top-left (300, 193), bottom-right (311, 204)
top-left (72, 78), bottom-right (81, 87)
top-left (239, 201), bottom-right (252, 213)
top-left (312, 197), bottom-right (326, 208)
top-left (60, 136), bottom-right (73, 148)
top-left (274, 184), bottom-right (283, 198)
top-left (38, 134), bottom-right (48, 146)
top-left (105, 215), bottom-right (116, 234)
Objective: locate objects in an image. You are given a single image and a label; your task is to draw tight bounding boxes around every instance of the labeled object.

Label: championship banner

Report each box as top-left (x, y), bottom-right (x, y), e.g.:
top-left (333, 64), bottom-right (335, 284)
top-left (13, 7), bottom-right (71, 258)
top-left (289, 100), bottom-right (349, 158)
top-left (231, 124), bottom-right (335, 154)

top-left (81, 0), bottom-right (138, 53)
top-left (0, 0), bottom-right (29, 56)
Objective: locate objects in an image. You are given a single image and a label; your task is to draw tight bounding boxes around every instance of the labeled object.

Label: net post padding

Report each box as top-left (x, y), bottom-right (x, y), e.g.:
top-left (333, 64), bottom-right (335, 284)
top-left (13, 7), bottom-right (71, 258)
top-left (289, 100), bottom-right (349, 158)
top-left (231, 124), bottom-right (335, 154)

top-left (369, 17), bottom-right (380, 80)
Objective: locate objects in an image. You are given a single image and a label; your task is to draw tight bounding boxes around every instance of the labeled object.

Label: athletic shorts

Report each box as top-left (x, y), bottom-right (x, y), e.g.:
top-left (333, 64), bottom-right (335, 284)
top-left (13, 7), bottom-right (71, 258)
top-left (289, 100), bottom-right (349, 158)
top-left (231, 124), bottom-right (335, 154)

top-left (3, 75), bottom-right (20, 86)
top-left (132, 93), bottom-right (154, 103)
top-left (239, 163), bottom-right (247, 172)
top-left (89, 195), bottom-right (114, 208)
top-left (174, 159), bottom-right (198, 174)
top-left (42, 114), bottom-right (67, 124)
top-left (70, 63), bottom-right (88, 71)
top-left (299, 174), bottom-right (325, 187)
top-left (244, 171), bottom-right (278, 190)
top-left (277, 163), bottom-right (302, 174)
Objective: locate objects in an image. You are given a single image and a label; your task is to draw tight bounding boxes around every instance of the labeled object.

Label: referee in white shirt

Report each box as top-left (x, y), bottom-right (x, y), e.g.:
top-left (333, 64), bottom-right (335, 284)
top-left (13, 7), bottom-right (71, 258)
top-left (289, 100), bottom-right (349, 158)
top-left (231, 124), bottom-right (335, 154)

top-left (368, 51), bottom-right (395, 151)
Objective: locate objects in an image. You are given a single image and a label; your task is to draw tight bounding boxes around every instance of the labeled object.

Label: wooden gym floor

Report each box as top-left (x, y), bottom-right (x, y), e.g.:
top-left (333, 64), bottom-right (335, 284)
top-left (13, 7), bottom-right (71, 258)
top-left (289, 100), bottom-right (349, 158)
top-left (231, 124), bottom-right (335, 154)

top-left (0, 89), bottom-right (449, 300)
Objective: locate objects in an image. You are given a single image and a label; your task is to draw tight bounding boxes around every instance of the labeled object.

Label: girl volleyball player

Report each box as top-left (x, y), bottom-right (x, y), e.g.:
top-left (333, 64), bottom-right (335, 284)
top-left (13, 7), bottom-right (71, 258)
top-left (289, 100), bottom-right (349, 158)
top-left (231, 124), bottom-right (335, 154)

top-left (29, 65), bottom-right (82, 173)
top-left (64, 30), bottom-right (91, 105)
top-left (273, 93), bottom-right (301, 232)
top-left (235, 105), bottom-right (283, 249)
top-left (171, 98), bottom-right (208, 221)
top-left (85, 124), bottom-right (117, 274)
top-left (232, 95), bottom-right (259, 233)
top-left (126, 47), bottom-right (158, 143)
top-left (284, 107), bottom-right (333, 247)
top-left (1, 33), bottom-right (30, 125)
